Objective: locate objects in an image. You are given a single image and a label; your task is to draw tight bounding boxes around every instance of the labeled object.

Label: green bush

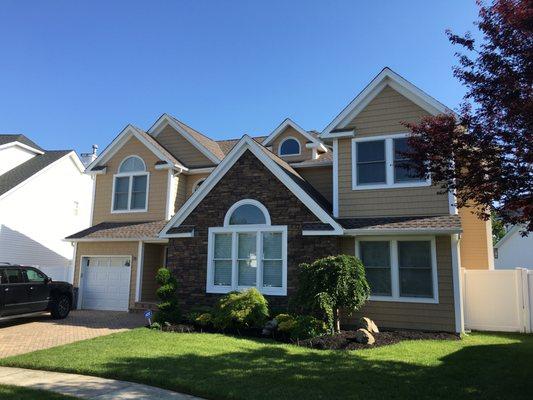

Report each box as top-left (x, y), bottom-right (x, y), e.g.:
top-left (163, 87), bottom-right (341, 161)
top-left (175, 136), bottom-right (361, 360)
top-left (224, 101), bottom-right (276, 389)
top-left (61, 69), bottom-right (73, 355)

top-left (291, 315), bottom-right (328, 340)
top-left (275, 314), bottom-right (327, 340)
top-left (212, 288), bottom-right (269, 331)
top-left (276, 314), bottom-right (297, 332)
top-left (154, 267), bottom-right (181, 324)
top-left (184, 306), bottom-right (213, 325)
top-left (295, 255), bottom-right (370, 333)
top-left (195, 312), bottom-right (214, 328)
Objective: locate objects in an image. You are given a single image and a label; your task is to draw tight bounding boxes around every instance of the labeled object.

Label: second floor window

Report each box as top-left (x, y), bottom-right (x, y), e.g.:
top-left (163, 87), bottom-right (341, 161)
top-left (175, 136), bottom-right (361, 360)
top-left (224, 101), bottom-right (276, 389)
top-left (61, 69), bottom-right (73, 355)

top-left (352, 134), bottom-right (428, 190)
top-left (279, 137), bottom-right (301, 156)
top-left (113, 156), bottom-right (149, 212)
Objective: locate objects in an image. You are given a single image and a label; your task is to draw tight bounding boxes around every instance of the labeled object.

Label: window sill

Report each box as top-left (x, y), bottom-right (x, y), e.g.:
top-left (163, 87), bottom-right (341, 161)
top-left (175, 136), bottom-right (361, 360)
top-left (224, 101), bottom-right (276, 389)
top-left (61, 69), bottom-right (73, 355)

top-left (352, 181), bottom-right (431, 191)
top-left (369, 295), bottom-right (439, 304)
top-left (111, 209), bottom-right (148, 214)
top-left (206, 285), bottom-right (287, 296)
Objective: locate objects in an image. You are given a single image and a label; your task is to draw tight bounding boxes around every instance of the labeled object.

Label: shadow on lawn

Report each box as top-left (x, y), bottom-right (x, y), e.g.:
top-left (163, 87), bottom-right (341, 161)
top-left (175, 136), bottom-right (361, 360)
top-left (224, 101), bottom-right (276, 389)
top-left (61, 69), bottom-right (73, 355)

top-left (101, 333), bottom-right (533, 400)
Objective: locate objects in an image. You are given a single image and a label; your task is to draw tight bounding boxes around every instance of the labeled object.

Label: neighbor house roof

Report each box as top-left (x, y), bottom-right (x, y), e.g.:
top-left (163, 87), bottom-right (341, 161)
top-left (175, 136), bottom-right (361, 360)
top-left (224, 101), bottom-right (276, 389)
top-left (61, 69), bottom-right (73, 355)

top-left (65, 220), bottom-right (168, 241)
top-left (0, 134), bottom-right (44, 152)
top-left (0, 150), bottom-right (72, 198)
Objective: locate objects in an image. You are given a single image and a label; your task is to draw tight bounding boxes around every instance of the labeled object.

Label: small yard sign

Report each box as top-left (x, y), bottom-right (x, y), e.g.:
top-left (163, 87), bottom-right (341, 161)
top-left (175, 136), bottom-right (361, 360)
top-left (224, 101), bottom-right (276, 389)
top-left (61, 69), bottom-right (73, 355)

top-left (144, 309), bottom-right (153, 325)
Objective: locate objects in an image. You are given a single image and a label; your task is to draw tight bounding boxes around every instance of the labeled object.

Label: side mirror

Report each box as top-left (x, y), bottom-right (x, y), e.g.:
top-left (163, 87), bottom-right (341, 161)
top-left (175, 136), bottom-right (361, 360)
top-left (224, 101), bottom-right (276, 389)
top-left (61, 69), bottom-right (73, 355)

top-left (45, 277), bottom-right (52, 284)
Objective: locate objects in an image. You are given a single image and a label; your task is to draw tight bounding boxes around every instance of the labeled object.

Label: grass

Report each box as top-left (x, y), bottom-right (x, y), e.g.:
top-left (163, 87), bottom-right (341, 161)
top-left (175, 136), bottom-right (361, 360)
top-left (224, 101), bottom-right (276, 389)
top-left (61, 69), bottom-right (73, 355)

top-left (0, 384), bottom-right (75, 400)
top-left (1, 329), bottom-right (532, 400)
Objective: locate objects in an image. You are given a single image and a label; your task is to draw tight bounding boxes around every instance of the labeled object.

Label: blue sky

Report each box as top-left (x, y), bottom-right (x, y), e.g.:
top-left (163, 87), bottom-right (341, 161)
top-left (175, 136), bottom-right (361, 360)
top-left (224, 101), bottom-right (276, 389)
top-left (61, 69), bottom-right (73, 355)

top-left (0, 1), bottom-right (480, 153)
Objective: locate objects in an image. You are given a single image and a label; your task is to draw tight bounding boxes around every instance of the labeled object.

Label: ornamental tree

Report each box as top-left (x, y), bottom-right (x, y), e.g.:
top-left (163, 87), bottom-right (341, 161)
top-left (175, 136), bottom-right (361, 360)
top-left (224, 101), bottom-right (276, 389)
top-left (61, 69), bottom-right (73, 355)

top-left (295, 255), bottom-right (370, 333)
top-left (403, 0), bottom-right (532, 232)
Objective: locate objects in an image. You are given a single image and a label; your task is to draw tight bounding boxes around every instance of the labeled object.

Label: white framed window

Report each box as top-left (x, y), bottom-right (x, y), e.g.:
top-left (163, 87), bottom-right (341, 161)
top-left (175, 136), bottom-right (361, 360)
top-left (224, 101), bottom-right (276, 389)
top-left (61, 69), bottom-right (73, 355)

top-left (207, 199), bottom-right (287, 296)
top-left (111, 155), bottom-right (149, 213)
top-left (351, 133), bottom-right (430, 190)
top-left (355, 236), bottom-right (438, 304)
top-left (278, 137), bottom-right (301, 156)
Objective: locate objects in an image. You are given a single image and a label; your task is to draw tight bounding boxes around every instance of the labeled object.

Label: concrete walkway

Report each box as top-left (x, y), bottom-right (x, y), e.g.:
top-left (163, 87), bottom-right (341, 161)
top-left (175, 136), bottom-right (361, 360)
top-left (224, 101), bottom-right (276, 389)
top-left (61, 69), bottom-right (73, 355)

top-left (0, 367), bottom-right (205, 399)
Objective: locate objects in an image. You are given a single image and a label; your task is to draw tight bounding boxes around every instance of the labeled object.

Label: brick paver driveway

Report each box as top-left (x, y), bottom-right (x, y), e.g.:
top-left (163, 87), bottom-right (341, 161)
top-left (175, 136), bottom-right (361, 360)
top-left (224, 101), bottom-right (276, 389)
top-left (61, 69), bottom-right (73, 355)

top-left (0, 310), bottom-right (145, 358)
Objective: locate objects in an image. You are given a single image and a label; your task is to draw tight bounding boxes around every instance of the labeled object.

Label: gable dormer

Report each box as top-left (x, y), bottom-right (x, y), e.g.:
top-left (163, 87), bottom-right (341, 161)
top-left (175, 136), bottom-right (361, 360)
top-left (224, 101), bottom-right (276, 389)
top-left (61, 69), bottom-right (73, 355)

top-left (86, 125), bottom-right (187, 224)
top-left (262, 118), bottom-right (327, 163)
top-left (320, 68), bottom-right (454, 218)
top-left (149, 114), bottom-right (223, 168)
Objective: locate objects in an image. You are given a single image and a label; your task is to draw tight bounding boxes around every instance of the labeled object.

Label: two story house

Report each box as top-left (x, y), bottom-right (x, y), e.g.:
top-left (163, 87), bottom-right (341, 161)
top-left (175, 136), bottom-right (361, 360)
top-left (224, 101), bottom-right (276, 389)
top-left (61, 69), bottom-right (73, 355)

top-left (66, 68), bottom-right (494, 332)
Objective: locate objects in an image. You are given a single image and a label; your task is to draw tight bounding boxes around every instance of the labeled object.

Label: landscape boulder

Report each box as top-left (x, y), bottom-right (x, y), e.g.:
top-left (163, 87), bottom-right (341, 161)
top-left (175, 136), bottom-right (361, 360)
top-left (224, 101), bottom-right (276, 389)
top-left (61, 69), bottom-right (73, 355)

top-left (354, 328), bottom-right (375, 345)
top-left (359, 317), bottom-right (379, 333)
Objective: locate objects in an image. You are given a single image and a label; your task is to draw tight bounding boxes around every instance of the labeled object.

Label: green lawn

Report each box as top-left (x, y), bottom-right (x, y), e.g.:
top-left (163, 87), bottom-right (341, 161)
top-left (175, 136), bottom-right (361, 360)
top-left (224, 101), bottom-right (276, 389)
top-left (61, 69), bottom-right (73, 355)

top-left (1, 330), bottom-right (532, 400)
top-left (0, 384), bottom-right (75, 400)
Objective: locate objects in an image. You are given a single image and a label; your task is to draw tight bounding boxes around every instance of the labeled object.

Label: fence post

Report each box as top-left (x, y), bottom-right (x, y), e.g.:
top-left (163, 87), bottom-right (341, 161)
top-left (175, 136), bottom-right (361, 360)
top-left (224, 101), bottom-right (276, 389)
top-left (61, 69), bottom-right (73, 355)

top-left (518, 268), bottom-right (531, 333)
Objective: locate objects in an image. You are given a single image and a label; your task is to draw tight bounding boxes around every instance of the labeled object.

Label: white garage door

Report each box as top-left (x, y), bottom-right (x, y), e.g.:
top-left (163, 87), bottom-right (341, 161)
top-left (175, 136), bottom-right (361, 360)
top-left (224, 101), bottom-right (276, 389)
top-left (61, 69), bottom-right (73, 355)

top-left (81, 256), bottom-right (131, 311)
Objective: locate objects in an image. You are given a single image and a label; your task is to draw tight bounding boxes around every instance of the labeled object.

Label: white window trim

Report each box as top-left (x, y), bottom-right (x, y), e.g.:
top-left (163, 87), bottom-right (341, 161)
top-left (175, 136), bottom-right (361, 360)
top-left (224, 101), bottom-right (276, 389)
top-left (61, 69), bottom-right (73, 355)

top-left (207, 199), bottom-right (286, 296)
top-left (351, 133), bottom-right (431, 190)
top-left (223, 199), bottom-right (272, 226)
top-left (278, 136), bottom-right (301, 157)
top-left (355, 235), bottom-right (439, 304)
top-left (207, 226), bottom-right (288, 296)
top-left (111, 155), bottom-right (150, 213)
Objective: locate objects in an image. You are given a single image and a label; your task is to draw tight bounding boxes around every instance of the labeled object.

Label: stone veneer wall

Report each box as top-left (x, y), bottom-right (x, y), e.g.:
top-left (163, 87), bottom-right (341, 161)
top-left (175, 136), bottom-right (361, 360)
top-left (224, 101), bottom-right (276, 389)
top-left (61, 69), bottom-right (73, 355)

top-left (167, 150), bottom-right (340, 311)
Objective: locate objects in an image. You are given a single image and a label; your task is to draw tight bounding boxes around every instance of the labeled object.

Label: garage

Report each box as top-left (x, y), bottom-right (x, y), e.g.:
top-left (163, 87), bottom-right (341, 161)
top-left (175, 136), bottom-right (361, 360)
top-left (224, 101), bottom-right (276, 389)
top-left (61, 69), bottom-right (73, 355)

top-left (80, 256), bottom-right (131, 311)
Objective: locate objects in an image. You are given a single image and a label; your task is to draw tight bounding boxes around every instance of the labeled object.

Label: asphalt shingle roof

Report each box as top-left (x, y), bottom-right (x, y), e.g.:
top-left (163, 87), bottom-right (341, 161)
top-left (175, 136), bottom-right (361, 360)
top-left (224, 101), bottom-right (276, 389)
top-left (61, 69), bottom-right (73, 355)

top-left (0, 134), bottom-right (44, 152)
top-left (0, 150), bottom-right (71, 197)
top-left (66, 220), bottom-right (167, 240)
top-left (338, 215), bottom-right (462, 232)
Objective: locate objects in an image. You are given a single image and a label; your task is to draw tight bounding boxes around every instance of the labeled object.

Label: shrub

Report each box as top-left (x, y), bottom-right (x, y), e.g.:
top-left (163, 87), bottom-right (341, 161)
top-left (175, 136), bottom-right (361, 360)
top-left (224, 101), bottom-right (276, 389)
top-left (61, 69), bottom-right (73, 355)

top-left (212, 288), bottom-right (269, 331)
top-left (154, 267), bottom-right (181, 324)
top-left (276, 314), bottom-right (297, 332)
top-left (295, 255), bottom-right (370, 333)
top-left (276, 314), bottom-right (327, 340)
top-left (195, 312), bottom-right (214, 328)
top-left (184, 306), bottom-right (213, 325)
top-left (291, 316), bottom-right (328, 340)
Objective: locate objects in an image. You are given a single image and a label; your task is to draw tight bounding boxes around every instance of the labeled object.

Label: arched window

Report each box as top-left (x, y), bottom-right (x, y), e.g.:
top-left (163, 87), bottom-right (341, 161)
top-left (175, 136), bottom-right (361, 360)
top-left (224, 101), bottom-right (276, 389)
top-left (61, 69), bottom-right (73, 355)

top-left (279, 137), bottom-right (300, 156)
top-left (112, 156), bottom-right (149, 212)
top-left (119, 156), bottom-right (146, 173)
top-left (208, 199), bottom-right (286, 296)
top-left (192, 178), bottom-right (206, 193)
top-left (224, 200), bottom-right (270, 226)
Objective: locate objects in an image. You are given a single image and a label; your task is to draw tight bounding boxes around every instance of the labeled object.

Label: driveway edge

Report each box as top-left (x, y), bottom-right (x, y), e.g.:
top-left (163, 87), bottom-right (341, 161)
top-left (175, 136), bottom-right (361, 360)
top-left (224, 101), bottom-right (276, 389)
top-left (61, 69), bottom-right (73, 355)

top-left (0, 366), bottom-right (205, 399)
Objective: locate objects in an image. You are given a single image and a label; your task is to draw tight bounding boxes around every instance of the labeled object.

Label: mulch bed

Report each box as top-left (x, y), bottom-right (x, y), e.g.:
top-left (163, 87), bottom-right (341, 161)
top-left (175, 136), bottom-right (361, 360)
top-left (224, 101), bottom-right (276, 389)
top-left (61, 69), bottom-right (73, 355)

top-left (298, 330), bottom-right (460, 350)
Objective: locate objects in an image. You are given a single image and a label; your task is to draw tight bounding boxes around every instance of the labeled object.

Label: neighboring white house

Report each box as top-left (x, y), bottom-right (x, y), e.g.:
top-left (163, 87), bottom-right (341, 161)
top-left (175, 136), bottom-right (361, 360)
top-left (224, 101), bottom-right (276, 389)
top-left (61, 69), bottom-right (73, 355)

top-left (0, 134), bottom-right (93, 282)
top-left (494, 225), bottom-right (533, 270)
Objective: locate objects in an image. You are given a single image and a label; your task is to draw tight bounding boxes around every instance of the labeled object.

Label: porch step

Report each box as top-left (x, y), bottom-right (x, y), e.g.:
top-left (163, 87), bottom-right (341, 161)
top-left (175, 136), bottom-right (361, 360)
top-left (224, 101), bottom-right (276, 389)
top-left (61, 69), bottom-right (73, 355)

top-left (132, 301), bottom-right (158, 313)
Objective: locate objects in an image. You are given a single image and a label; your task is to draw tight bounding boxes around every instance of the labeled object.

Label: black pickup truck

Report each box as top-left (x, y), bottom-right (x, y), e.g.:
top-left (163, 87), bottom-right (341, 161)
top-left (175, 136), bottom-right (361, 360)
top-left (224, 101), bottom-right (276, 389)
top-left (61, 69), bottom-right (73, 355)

top-left (0, 263), bottom-right (73, 319)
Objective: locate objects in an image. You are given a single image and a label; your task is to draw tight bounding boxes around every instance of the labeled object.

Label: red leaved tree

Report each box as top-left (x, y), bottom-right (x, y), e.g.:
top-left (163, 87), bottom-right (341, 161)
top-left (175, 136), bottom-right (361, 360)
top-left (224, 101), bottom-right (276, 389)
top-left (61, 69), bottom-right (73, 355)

top-left (403, 0), bottom-right (533, 232)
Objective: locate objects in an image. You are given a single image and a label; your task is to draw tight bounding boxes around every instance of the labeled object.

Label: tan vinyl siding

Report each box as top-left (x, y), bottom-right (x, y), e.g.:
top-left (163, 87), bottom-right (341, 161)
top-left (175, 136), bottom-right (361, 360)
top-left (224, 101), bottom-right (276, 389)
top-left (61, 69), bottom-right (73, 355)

top-left (459, 206), bottom-right (494, 269)
top-left (296, 166), bottom-right (333, 204)
top-left (342, 236), bottom-right (456, 332)
top-left (73, 241), bottom-right (139, 309)
top-left (174, 173), bottom-right (188, 211)
top-left (141, 243), bottom-right (165, 302)
top-left (156, 125), bottom-right (214, 167)
top-left (186, 173), bottom-right (210, 197)
top-left (270, 127), bottom-right (314, 162)
top-left (336, 85), bottom-right (450, 218)
top-left (92, 136), bottom-right (169, 224)
top-left (345, 85), bottom-right (429, 136)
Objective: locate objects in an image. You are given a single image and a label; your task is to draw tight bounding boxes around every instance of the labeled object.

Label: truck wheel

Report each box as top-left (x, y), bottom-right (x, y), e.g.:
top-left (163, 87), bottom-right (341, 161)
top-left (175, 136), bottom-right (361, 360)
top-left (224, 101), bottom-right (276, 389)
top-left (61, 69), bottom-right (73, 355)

top-left (51, 295), bottom-right (71, 319)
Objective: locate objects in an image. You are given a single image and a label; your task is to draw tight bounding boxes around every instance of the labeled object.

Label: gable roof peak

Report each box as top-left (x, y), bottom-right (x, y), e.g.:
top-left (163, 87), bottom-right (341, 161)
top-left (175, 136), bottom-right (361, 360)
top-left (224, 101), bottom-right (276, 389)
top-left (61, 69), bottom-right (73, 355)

top-left (148, 113), bottom-right (224, 163)
top-left (321, 67), bottom-right (454, 138)
top-left (262, 118), bottom-right (322, 147)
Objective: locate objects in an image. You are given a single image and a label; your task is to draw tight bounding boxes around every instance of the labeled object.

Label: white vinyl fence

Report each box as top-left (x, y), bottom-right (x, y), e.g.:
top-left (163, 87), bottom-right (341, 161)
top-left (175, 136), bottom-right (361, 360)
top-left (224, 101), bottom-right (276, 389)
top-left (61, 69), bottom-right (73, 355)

top-left (463, 268), bottom-right (532, 333)
top-left (35, 265), bottom-right (74, 284)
